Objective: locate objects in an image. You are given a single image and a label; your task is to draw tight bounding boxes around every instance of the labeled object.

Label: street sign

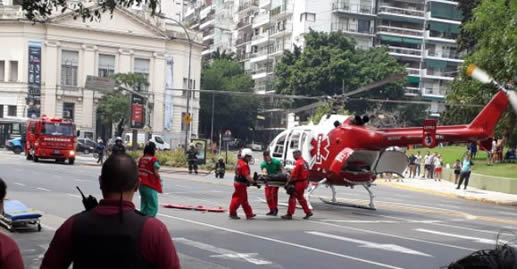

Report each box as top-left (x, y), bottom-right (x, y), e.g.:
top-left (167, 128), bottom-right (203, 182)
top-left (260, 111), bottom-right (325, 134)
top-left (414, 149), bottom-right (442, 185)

top-left (85, 75), bottom-right (116, 92)
top-left (183, 113), bottom-right (192, 123)
top-left (223, 129), bottom-right (232, 142)
top-left (131, 94), bottom-right (145, 129)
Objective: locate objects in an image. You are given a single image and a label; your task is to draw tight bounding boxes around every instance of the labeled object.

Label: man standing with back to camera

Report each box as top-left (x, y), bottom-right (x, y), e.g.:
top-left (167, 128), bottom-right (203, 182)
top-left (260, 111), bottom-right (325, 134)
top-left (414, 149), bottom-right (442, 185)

top-left (261, 150), bottom-right (284, 216)
top-left (41, 153), bottom-right (180, 269)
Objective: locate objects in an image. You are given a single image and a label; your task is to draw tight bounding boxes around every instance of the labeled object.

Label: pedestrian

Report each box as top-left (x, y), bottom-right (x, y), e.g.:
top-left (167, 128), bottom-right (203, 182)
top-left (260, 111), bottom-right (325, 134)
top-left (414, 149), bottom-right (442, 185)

top-left (229, 148), bottom-right (256, 220)
top-left (138, 142), bottom-right (162, 217)
top-left (186, 144), bottom-right (198, 174)
top-left (408, 154), bottom-right (417, 178)
top-left (453, 159), bottom-right (461, 184)
top-left (434, 154), bottom-right (442, 182)
top-left (281, 149), bottom-right (313, 220)
top-left (41, 153), bottom-right (181, 269)
top-left (424, 152), bottom-right (431, 179)
top-left (110, 136), bottom-right (126, 155)
top-left (489, 139), bottom-right (497, 165)
top-left (470, 142), bottom-right (478, 160)
top-left (415, 151), bottom-right (422, 177)
top-left (457, 154), bottom-right (474, 190)
top-left (215, 157), bottom-right (225, 178)
top-left (0, 178), bottom-right (24, 269)
top-left (261, 150), bottom-right (284, 216)
top-left (96, 138), bottom-right (105, 165)
top-left (429, 153), bottom-right (437, 179)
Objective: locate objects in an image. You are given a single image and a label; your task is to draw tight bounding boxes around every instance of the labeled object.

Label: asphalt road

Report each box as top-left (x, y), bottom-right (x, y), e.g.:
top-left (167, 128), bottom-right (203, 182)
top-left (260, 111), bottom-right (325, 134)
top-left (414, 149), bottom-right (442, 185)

top-left (1, 149), bottom-right (517, 269)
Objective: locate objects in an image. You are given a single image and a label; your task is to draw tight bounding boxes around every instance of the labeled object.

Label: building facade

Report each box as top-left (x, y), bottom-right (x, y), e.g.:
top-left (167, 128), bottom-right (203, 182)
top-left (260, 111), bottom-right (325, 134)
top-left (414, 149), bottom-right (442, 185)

top-left (0, 1), bottom-right (203, 147)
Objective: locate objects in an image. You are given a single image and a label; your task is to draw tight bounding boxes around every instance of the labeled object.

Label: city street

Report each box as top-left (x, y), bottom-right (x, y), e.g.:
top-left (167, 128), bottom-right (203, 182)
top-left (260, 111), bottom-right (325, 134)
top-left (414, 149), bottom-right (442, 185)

top-left (1, 149), bottom-right (517, 269)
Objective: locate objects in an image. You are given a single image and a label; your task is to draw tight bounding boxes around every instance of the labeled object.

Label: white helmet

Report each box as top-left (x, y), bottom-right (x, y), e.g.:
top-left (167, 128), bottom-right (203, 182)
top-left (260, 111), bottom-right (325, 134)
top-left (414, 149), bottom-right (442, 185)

top-left (241, 148), bottom-right (253, 158)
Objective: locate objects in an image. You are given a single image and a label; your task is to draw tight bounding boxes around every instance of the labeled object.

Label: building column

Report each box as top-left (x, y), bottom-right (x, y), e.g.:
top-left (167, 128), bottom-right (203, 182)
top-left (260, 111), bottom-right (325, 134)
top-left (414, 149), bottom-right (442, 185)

top-left (42, 40), bottom-right (60, 117)
top-left (151, 52), bottom-right (166, 134)
top-left (81, 44), bottom-right (97, 131)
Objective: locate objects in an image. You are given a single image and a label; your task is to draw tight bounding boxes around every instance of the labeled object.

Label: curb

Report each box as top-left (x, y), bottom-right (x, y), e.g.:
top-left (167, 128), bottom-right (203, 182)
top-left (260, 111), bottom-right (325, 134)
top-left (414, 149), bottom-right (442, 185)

top-left (376, 181), bottom-right (517, 207)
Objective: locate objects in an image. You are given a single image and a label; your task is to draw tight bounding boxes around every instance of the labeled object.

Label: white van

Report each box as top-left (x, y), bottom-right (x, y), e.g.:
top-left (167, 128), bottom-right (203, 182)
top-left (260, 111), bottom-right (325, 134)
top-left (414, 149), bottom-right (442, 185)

top-left (124, 133), bottom-right (170, 150)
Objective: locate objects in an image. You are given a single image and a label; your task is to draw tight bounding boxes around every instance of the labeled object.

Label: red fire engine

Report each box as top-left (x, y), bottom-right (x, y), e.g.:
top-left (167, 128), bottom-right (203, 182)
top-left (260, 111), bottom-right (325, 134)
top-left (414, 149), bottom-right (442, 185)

top-left (25, 115), bottom-right (76, 165)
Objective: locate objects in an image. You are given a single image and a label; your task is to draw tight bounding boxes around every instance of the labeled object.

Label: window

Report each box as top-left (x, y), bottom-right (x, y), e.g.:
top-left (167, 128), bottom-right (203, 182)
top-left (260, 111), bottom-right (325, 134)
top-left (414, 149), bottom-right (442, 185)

top-left (300, 12), bottom-right (315, 22)
top-left (63, 102), bottom-right (75, 120)
top-left (134, 58), bottom-right (150, 91)
top-left (289, 131), bottom-right (300, 149)
top-left (183, 78), bottom-right (196, 98)
top-left (61, 50), bottom-right (79, 86)
top-left (9, 61), bottom-right (18, 82)
top-left (273, 133), bottom-right (287, 158)
top-left (7, 105), bottom-right (16, 117)
top-left (98, 54), bottom-right (115, 78)
top-left (0, 105), bottom-right (3, 118)
top-left (358, 19), bottom-right (370, 33)
top-left (0, 61), bottom-right (4, 81)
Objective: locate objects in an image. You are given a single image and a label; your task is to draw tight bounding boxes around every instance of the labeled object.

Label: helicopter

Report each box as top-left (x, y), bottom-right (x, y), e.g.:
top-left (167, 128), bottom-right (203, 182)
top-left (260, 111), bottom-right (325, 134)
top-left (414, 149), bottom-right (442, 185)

top-left (264, 65), bottom-right (517, 210)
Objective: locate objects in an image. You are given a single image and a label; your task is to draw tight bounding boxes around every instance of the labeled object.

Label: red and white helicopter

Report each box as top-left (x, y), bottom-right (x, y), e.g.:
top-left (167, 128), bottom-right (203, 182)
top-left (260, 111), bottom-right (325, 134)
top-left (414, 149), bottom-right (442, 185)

top-left (266, 65), bottom-right (517, 210)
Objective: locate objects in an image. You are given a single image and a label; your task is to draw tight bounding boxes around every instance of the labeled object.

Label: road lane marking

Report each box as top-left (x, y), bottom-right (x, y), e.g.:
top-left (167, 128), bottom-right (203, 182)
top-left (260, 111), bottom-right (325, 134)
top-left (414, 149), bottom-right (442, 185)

top-left (323, 219), bottom-right (399, 224)
top-left (309, 220), bottom-right (477, 251)
top-left (175, 184), bottom-right (193, 189)
top-left (66, 193), bottom-right (81, 199)
top-left (162, 190), bottom-right (223, 195)
top-left (175, 237), bottom-right (272, 265)
top-left (415, 229), bottom-right (498, 245)
top-left (14, 182), bottom-right (26, 187)
top-left (37, 187), bottom-right (51, 192)
top-left (306, 231), bottom-right (432, 257)
top-left (159, 214), bottom-right (404, 269)
top-left (497, 211), bottom-right (517, 217)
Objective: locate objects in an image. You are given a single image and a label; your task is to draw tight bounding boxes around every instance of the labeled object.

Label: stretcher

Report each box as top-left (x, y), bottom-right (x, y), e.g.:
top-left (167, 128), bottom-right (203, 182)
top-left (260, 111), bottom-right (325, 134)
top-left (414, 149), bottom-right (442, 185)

top-left (162, 204), bottom-right (226, 213)
top-left (0, 200), bottom-right (42, 232)
top-left (253, 173), bottom-right (289, 187)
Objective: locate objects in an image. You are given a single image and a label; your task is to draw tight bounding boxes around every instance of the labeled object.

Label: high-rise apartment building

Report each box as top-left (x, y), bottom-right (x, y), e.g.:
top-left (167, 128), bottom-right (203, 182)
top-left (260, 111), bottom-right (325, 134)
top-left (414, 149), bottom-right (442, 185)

top-left (185, 0), bottom-right (463, 115)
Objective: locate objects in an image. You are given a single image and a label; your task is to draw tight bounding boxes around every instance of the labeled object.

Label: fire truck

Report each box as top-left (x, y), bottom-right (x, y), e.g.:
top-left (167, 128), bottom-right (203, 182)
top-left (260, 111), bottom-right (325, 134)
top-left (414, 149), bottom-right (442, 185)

top-left (25, 115), bottom-right (76, 165)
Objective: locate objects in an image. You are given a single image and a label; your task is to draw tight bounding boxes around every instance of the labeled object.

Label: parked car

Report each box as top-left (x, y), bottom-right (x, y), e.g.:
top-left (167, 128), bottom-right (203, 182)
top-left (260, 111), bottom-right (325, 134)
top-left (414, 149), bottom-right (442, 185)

top-left (124, 133), bottom-right (171, 150)
top-left (76, 138), bottom-right (97, 154)
top-left (6, 137), bottom-right (24, 154)
top-left (246, 143), bottom-right (263, 151)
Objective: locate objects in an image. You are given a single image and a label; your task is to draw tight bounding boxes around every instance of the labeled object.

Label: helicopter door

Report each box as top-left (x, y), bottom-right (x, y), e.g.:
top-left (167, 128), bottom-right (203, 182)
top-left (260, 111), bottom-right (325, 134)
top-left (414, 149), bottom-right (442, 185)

top-left (284, 130), bottom-right (301, 168)
top-left (271, 131), bottom-right (288, 160)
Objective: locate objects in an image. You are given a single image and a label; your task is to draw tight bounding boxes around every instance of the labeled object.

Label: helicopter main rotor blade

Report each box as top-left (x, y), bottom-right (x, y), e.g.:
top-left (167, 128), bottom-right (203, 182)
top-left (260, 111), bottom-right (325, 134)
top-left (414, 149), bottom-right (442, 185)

top-left (341, 73), bottom-right (407, 98)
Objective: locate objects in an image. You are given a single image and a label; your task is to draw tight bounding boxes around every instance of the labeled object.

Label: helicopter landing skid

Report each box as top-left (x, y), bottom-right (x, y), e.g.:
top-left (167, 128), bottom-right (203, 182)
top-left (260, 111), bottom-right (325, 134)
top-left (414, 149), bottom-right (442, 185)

top-left (319, 197), bottom-right (376, 210)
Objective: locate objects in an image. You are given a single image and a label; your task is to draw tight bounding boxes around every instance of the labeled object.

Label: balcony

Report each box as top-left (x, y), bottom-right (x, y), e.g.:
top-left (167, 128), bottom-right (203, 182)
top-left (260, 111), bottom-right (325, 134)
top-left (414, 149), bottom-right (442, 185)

top-left (250, 50), bottom-right (269, 63)
top-left (252, 13), bottom-right (270, 28)
top-left (423, 87), bottom-right (446, 98)
top-left (237, 20), bottom-right (251, 30)
top-left (425, 11), bottom-right (462, 24)
top-left (331, 23), bottom-right (375, 36)
top-left (239, 0), bottom-right (259, 12)
top-left (236, 36), bottom-right (252, 46)
top-left (377, 25), bottom-right (424, 38)
top-left (386, 46), bottom-right (422, 58)
top-left (405, 87), bottom-right (421, 96)
top-left (269, 23), bottom-right (292, 38)
top-left (259, 0), bottom-right (271, 9)
top-left (425, 49), bottom-right (463, 62)
top-left (251, 67), bottom-right (271, 79)
top-left (422, 69), bottom-right (455, 80)
top-left (251, 33), bottom-right (269, 46)
top-left (199, 17), bottom-right (214, 30)
top-left (406, 68), bottom-right (422, 76)
top-left (270, 3), bottom-right (292, 20)
top-left (332, 1), bottom-right (376, 16)
top-left (378, 6), bottom-right (425, 18)
top-left (425, 30), bottom-right (458, 43)
top-left (0, 5), bottom-right (23, 19)
top-left (255, 84), bottom-right (274, 93)
top-left (238, 52), bottom-right (252, 62)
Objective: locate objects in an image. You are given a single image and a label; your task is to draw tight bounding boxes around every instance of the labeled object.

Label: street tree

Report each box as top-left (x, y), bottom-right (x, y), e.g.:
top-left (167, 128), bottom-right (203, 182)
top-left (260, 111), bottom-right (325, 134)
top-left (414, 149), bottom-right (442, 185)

top-left (442, 0), bottom-right (517, 146)
top-left (22, 0), bottom-right (160, 21)
top-left (199, 59), bottom-right (257, 142)
top-left (274, 30), bottom-right (407, 115)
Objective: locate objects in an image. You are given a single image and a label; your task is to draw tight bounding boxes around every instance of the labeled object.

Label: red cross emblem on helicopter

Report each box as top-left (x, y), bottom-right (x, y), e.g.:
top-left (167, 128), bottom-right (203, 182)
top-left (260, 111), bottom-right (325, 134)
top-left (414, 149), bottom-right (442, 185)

top-left (310, 134), bottom-right (330, 166)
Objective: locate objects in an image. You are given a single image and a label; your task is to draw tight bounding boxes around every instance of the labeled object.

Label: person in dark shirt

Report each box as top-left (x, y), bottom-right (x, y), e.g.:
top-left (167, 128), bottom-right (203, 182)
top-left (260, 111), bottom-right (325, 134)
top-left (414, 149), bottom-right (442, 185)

top-left (0, 178), bottom-right (24, 269)
top-left (408, 154), bottom-right (417, 178)
top-left (41, 153), bottom-right (180, 269)
top-left (110, 137), bottom-right (126, 155)
top-left (186, 144), bottom-right (198, 174)
top-left (215, 158), bottom-right (226, 178)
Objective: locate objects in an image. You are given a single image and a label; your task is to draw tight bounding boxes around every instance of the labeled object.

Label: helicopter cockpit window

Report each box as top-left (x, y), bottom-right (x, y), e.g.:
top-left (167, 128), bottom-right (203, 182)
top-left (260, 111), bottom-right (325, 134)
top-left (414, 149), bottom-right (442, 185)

top-left (300, 132), bottom-right (308, 152)
top-left (273, 133), bottom-right (287, 158)
top-left (290, 132), bottom-right (300, 149)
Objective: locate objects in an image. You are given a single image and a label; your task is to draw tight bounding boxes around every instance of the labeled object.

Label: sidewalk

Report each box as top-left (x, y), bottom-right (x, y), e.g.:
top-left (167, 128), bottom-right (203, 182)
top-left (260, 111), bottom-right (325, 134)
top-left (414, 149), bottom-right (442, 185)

top-left (377, 177), bottom-right (517, 206)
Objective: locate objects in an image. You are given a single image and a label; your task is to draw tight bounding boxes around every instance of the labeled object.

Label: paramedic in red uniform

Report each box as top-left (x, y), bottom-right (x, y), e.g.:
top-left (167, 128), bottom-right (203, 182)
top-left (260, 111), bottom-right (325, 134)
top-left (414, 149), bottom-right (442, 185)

top-left (282, 149), bottom-right (313, 220)
top-left (229, 148), bottom-right (256, 220)
top-left (138, 142), bottom-right (162, 217)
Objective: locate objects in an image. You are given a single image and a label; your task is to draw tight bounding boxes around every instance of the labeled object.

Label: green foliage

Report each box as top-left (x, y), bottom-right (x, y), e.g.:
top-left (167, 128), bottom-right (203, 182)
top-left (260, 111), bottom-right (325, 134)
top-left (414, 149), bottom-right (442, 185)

top-left (111, 73), bottom-right (150, 91)
top-left (22, 0), bottom-right (160, 22)
top-left (211, 48), bottom-right (235, 61)
top-left (309, 103), bottom-right (349, 124)
top-left (456, 0), bottom-right (482, 51)
top-left (97, 91), bottom-right (130, 125)
top-left (442, 0), bottom-right (517, 147)
top-left (200, 59), bottom-right (257, 141)
top-left (274, 30), bottom-right (407, 115)
top-left (126, 149), bottom-right (237, 170)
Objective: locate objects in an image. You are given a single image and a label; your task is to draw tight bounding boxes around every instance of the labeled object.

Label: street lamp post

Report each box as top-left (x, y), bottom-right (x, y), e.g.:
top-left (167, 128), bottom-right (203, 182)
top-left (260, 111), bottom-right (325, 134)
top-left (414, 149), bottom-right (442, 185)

top-left (158, 14), bottom-right (193, 152)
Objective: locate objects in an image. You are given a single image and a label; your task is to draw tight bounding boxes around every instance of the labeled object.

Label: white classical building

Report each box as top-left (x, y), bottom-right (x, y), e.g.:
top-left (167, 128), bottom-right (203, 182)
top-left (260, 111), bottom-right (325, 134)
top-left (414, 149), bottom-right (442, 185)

top-left (0, 1), bottom-right (203, 147)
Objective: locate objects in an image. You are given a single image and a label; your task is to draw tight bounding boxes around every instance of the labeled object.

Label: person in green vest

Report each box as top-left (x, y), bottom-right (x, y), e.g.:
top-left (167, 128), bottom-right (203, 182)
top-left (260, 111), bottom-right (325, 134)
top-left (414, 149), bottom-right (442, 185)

top-left (260, 151), bottom-right (284, 216)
